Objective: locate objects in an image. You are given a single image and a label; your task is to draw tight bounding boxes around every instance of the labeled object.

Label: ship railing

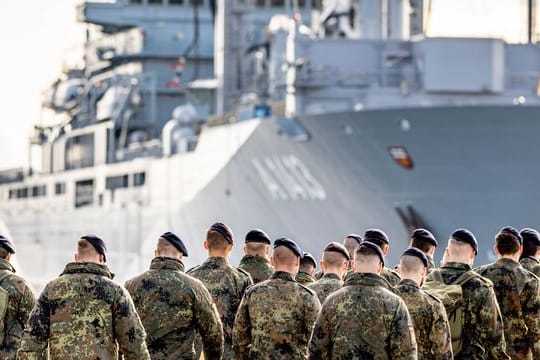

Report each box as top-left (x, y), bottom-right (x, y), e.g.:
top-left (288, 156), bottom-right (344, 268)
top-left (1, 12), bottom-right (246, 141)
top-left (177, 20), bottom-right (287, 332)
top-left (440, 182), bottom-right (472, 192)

top-left (0, 168), bottom-right (26, 185)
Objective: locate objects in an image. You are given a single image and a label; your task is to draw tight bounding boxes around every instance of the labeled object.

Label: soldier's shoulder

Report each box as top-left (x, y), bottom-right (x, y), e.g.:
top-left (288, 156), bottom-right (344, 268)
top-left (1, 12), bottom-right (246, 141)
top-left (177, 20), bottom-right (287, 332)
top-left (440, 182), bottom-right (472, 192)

top-left (420, 288), bottom-right (443, 304)
top-left (186, 264), bottom-right (201, 274)
top-left (235, 266), bottom-right (251, 279)
top-left (296, 281), bottom-right (318, 298)
top-left (466, 270), bottom-right (494, 288)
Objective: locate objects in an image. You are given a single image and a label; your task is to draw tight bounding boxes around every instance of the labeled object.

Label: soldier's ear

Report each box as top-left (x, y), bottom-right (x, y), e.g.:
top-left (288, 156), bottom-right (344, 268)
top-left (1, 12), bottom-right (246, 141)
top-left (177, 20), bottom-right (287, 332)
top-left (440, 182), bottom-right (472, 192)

top-left (270, 256), bottom-right (275, 266)
top-left (203, 241), bottom-right (209, 250)
top-left (74, 253), bottom-right (79, 262)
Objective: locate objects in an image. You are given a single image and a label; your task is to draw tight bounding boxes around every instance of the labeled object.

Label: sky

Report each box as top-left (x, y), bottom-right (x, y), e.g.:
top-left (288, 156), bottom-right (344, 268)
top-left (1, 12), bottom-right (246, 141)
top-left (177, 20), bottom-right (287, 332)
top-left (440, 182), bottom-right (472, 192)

top-left (0, 0), bottom-right (532, 169)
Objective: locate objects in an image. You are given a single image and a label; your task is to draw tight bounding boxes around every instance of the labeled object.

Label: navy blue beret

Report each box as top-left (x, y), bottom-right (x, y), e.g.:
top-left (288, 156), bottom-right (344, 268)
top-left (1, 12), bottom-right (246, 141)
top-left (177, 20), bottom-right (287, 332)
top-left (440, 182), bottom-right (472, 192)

top-left (363, 229), bottom-right (389, 245)
top-left (411, 229), bottom-right (438, 247)
top-left (345, 234), bottom-right (363, 244)
top-left (81, 234), bottom-right (107, 261)
top-left (498, 226), bottom-right (522, 244)
top-left (451, 229), bottom-right (478, 255)
top-left (160, 232), bottom-right (188, 256)
top-left (324, 242), bottom-right (350, 261)
top-left (273, 237), bottom-right (303, 258)
top-left (245, 229), bottom-right (271, 244)
top-left (401, 247), bottom-right (429, 268)
top-left (521, 228), bottom-right (540, 247)
top-left (357, 241), bottom-right (385, 266)
top-left (301, 252), bottom-right (317, 268)
top-left (0, 235), bottom-right (15, 254)
top-left (209, 222), bottom-right (234, 244)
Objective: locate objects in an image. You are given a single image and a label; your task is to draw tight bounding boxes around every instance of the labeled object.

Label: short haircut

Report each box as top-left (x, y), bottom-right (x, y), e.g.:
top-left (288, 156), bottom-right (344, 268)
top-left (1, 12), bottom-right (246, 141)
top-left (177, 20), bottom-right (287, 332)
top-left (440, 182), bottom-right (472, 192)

top-left (273, 246), bottom-right (298, 266)
top-left (77, 239), bottom-right (99, 258)
top-left (156, 237), bottom-right (180, 256)
top-left (0, 247), bottom-right (8, 259)
top-left (522, 239), bottom-right (540, 258)
top-left (354, 245), bottom-right (382, 263)
top-left (365, 238), bottom-right (388, 252)
top-left (411, 238), bottom-right (435, 253)
top-left (448, 238), bottom-right (474, 255)
top-left (206, 230), bottom-right (230, 251)
top-left (299, 261), bottom-right (314, 273)
top-left (399, 255), bottom-right (424, 275)
top-left (322, 251), bottom-right (347, 267)
top-left (495, 232), bottom-right (520, 255)
top-left (246, 242), bottom-right (267, 252)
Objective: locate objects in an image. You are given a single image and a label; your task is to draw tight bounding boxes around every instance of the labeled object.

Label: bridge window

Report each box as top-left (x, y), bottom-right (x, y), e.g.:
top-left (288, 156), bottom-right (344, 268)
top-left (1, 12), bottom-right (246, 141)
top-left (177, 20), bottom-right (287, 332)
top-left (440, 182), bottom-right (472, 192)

top-left (189, 0), bottom-right (203, 5)
top-left (148, 0), bottom-right (163, 4)
top-left (65, 133), bottom-right (94, 170)
top-left (8, 189), bottom-right (16, 200)
top-left (271, 0), bottom-right (285, 6)
top-left (255, 0), bottom-right (265, 6)
top-left (106, 175), bottom-right (129, 191)
top-left (17, 188), bottom-right (28, 199)
top-left (170, 0), bottom-right (184, 4)
top-left (129, 0), bottom-right (142, 4)
top-left (133, 172), bottom-right (146, 187)
top-left (75, 179), bottom-right (94, 208)
top-left (32, 185), bottom-right (46, 198)
top-left (55, 182), bottom-right (66, 195)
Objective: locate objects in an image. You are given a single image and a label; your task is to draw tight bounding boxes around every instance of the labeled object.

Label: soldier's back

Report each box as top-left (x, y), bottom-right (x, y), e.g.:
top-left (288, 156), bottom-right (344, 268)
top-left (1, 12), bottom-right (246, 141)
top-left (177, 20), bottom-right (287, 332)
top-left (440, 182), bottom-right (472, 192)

top-left (233, 271), bottom-right (321, 360)
top-left (309, 272), bottom-right (417, 360)
top-left (396, 279), bottom-right (452, 360)
top-left (308, 273), bottom-right (343, 304)
top-left (476, 258), bottom-right (540, 359)
top-left (125, 257), bottom-right (223, 360)
top-left (381, 267), bottom-right (401, 287)
top-left (238, 255), bottom-right (273, 284)
top-left (520, 257), bottom-right (540, 277)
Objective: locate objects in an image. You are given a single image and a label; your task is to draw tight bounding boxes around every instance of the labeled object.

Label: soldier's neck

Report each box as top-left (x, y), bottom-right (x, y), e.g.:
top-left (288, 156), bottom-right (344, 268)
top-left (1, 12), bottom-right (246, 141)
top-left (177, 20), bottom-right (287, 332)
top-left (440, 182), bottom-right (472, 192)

top-left (499, 253), bottom-right (520, 262)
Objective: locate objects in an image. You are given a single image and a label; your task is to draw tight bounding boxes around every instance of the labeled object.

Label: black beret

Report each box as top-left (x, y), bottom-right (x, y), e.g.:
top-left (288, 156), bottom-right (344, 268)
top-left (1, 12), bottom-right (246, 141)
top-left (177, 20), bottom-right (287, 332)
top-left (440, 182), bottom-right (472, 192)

top-left (363, 229), bottom-right (389, 245)
top-left (273, 237), bottom-right (303, 258)
top-left (245, 229), bottom-right (271, 244)
top-left (209, 222), bottom-right (234, 244)
top-left (498, 226), bottom-right (522, 244)
top-left (160, 232), bottom-right (188, 256)
top-left (324, 242), bottom-right (350, 261)
top-left (0, 235), bottom-right (15, 254)
top-left (401, 247), bottom-right (429, 268)
top-left (301, 252), bottom-right (317, 268)
top-left (521, 228), bottom-right (540, 247)
top-left (450, 229), bottom-right (478, 255)
top-left (357, 241), bottom-right (385, 266)
top-left (81, 234), bottom-right (107, 261)
top-left (411, 228), bottom-right (438, 247)
top-left (345, 234), bottom-right (363, 244)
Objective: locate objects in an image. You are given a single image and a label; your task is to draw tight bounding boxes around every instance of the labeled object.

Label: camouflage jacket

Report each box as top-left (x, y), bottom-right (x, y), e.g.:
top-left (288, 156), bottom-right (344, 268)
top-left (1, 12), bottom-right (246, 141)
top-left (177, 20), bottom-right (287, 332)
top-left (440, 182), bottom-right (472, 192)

top-left (520, 257), bottom-right (540, 277)
top-left (295, 271), bottom-right (315, 285)
top-left (0, 258), bottom-right (35, 360)
top-left (309, 272), bottom-right (417, 360)
top-left (233, 271), bottom-right (321, 360)
top-left (238, 255), bottom-right (273, 284)
top-left (427, 256), bottom-right (436, 271)
top-left (426, 262), bottom-right (510, 360)
top-left (476, 258), bottom-right (540, 359)
top-left (381, 267), bottom-right (401, 287)
top-left (396, 278), bottom-right (453, 360)
top-left (187, 256), bottom-right (252, 358)
top-left (308, 273), bottom-right (343, 304)
top-left (125, 257), bottom-right (224, 360)
top-left (17, 262), bottom-right (150, 360)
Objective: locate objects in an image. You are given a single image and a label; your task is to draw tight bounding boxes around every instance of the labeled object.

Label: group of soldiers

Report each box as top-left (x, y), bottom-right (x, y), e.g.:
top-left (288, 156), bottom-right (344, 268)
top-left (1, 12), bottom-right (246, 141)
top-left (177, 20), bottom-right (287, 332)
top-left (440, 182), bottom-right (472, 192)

top-left (0, 222), bottom-right (540, 359)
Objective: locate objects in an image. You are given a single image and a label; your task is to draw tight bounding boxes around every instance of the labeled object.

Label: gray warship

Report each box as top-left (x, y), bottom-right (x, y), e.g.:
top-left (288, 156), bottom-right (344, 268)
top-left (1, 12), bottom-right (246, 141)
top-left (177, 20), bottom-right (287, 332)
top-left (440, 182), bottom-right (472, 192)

top-left (0, 0), bottom-right (539, 287)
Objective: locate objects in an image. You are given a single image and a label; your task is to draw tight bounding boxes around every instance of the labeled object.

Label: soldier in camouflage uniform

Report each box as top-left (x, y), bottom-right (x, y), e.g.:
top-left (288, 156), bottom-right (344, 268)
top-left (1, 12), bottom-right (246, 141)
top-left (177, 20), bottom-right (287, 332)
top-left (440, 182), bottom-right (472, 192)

top-left (475, 227), bottom-right (540, 359)
top-left (408, 229), bottom-right (438, 270)
top-left (315, 234), bottom-right (362, 280)
top-left (18, 235), bottom-right (150, 360)
top-left (0, 236), bottom-right (35, 360)
top-left (237, 229), bottom-right (273, 284)
top-left (187, 222), bottom-right (252, 359)
top-left (295, 252), bottom-right (316, 285)
top-left (396, 247), bottom-right (453, 360)
top-left (426, 229), bottom-right (510, 360)
top-left (233, 237), bottom-right (321, 359)
top-left (308, 242), bottom-right (348, 303)
top-left (362, 229), bottom-right (401, 286)
top-left (309, 241), bottom-right (417, 359)
top-left (125, 232), bottom-right (224, 359)
top-left (519, 228), bottom-right (540, 277)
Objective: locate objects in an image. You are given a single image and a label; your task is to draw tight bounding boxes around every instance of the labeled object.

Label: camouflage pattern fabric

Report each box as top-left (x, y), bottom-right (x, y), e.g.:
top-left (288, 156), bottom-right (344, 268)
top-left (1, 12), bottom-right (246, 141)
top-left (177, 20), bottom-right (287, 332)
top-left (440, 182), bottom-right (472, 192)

top-left (520, 257), bottom-right (540, 277)
top-left (187, 256), bottom-right (252, 359)
top-left (237, 255), bottom-right (273, 284)
top-left (295, 271), bottom-right (315, 285)
top-left (396, 278), bottom-right (453, 360)
top-left (475, 258), bottom-right (540, 359)
top-left (308, 273), bottom-right (343, 304)
top-left (0, 258), bottom-right (35, 360)
top-left (426, 262), bottom-right (510, 360)
top-left (427, 256), bottom-right (436, 271)
top-left (381, 267), bottom-right (401, 287)
top-left (233, 271), bottom-right (321, 359)
top-left (308, 272), bottom-right (417, 360)
top-left (125, 257), bottom-right (224, 360)
top-left (17, 262), bottom-right (150, 360)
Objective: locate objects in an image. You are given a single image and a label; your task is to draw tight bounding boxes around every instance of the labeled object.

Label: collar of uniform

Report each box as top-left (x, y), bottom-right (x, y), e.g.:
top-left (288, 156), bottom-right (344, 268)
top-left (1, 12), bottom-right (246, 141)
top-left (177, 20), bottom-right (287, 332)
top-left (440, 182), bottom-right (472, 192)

top-left (321, 273), bottom-right (342, 281)
top-left (398, 278), bottom-right (420, 289)
top-left (297, 271), bottom-right (315, 281)
top-left (61, 262), bottom-right (114, 279)
top-left (442, 261), bottom-right (472, 271)
top-left (241, 254), bottom-right (270, 264)
top-left (150, 256), bottom-right (185, 272)
top-left (344, 272), bottom-right (389, 288)
top-left (270, 271), bottom-right (296, 282)
top-left (496, 257), bottom-right (520, 267)
top-left (523, 256), bottom-right (540, 264)
top-left (0, 258), bottom-right (15, 273)
top-left (204, 256), bottom-right (229, 267)
top-left (427, 256), bottom-right (436, 269)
